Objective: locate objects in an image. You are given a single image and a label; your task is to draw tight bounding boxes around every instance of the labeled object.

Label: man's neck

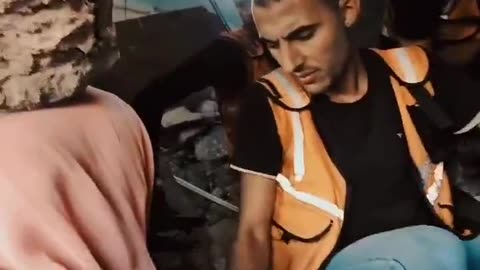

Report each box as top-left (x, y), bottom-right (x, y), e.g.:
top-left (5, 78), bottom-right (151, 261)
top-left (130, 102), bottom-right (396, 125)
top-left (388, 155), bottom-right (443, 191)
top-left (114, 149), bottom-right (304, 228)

top-left (325, 51), bottom-right (368, 104)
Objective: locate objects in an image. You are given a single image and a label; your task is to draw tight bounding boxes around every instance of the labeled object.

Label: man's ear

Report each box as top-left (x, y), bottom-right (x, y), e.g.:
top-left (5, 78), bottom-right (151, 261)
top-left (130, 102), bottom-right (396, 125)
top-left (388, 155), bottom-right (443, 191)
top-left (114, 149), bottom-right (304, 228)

top-left (339, 0), bottom-right (361, 28)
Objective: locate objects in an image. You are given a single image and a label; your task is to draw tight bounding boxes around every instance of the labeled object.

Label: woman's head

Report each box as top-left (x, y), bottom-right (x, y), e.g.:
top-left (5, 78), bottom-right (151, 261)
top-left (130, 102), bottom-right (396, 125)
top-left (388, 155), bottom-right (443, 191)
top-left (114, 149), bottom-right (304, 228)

top-left (0, 0), bottom-right (118, 111)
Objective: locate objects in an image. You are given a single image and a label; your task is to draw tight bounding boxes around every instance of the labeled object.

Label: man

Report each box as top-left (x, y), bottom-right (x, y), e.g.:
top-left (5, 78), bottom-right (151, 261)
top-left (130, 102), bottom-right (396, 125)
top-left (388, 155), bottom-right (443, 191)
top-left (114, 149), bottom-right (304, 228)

top-left (229, 0), bottom-right (480, 269)
top-left (0, 1), bottom-right (155, 269)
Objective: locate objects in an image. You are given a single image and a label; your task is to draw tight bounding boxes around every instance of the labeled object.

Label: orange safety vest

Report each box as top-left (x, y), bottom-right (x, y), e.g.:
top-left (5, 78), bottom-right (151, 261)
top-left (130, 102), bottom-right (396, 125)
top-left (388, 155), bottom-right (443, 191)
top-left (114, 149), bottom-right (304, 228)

top-left (257, 46), bottom-right (456, 270)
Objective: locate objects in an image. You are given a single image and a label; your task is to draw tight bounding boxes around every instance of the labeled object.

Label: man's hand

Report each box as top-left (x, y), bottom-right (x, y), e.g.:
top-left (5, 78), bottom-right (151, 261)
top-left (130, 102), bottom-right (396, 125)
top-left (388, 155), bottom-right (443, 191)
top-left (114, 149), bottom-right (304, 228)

top-left (229, 173), bottom-right (277, 270)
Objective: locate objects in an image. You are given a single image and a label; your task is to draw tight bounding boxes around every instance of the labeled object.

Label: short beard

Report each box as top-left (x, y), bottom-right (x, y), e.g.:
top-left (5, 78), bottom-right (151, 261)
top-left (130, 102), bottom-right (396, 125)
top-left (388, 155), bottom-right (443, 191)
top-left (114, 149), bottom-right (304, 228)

top-left (325, 31), bottom-right (355, 95)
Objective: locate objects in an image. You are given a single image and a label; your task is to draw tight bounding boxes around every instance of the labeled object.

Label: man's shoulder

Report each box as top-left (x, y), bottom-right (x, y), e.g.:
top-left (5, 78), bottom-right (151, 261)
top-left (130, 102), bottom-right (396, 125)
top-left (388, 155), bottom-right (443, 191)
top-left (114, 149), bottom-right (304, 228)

top-left (231, 81), bottom-right (283, 177)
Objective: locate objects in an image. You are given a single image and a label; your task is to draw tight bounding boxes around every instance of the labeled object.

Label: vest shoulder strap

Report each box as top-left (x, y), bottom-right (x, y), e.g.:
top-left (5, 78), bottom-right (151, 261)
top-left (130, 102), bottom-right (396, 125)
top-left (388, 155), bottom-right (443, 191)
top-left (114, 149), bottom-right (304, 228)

top-left (373, 46), bottom-right (430, 85)
top-left (374, 46), bottom-right (455, 130)
top-left (258, 68), bottom-right (310, 111)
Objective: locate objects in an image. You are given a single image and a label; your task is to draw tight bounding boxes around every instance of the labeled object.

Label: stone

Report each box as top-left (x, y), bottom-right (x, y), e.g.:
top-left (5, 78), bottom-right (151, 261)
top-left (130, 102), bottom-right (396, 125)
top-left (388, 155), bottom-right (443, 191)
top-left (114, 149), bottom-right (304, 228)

top-left (182, 87), bottom-right (216, 112)
top-left (194, 126), bottom-right (229, 161)
top-left (179, 128), bottom-right (204, 144)
top-left (198, 100), bottom-right (220, 118)
top-left (208, 218), bottom-right (238, 270)
top-left (211, 164), bottom-right (236, 189)
top-left (161, 106), bottom-right (204, 128)
top-left (157, 155), bottom-right (203, 216)
top-left (155, 89), bottom-right (238, 270)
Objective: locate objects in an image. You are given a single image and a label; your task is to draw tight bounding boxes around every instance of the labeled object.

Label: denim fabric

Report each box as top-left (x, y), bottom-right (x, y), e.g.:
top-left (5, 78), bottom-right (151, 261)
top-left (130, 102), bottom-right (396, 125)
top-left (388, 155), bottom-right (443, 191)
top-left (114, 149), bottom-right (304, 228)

top-left (326, 225), bottom-right (480, 270)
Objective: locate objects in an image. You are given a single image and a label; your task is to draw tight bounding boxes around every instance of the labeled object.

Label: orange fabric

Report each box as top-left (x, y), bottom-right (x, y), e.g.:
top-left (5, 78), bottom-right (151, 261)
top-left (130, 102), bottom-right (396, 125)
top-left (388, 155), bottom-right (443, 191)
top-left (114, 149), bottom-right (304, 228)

top-left (261, 72), bottom-right (346, 270)
top-left (263, 70), bottom-right (310, 109)
top-left (374, 47), bottom-right (430, 85)
top-left (0, 87), bottom-right (155, 270)
top-left (259, 46), bottom-right (455, 270)
top-left (389, 79), bottom-right (454, 227)
top-left (376, 47), bottom-right (454, 227)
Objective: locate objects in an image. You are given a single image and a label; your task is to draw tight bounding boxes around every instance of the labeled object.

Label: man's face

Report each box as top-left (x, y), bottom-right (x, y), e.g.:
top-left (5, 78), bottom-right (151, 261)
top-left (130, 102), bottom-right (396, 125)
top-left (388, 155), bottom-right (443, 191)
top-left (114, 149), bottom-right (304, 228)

top-left (253, 0), bottom-right (351, 95)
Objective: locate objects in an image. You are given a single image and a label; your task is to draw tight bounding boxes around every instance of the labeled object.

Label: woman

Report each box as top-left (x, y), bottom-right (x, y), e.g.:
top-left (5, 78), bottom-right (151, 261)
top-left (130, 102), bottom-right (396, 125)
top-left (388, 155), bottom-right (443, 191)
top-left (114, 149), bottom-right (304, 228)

top-left (0, 1), bottom-right (155, 269)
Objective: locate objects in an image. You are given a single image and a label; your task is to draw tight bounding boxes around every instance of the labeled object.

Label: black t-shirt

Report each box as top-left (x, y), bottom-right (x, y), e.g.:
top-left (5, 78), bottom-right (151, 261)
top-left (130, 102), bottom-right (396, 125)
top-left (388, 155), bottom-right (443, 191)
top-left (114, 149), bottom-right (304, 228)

top-left (232, 49), bottom-right (480, 249)
top-left (310, 50), bottom-right (441, 249)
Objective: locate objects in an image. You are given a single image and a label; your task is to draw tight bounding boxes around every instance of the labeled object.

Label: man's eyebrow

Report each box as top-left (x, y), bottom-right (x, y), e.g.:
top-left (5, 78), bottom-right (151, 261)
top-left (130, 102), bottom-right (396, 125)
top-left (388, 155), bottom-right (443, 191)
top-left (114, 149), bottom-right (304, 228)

top-left (284, 23), bottom-right (319, 40)
top-left (258, 23), bottom-right (319, 44)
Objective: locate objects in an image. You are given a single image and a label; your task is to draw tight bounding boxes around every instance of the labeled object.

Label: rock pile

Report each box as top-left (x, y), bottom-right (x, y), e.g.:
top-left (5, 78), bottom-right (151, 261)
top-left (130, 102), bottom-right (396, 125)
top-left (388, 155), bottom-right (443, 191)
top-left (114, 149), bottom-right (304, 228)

top-left (154, 88), bottom-right (239, 270)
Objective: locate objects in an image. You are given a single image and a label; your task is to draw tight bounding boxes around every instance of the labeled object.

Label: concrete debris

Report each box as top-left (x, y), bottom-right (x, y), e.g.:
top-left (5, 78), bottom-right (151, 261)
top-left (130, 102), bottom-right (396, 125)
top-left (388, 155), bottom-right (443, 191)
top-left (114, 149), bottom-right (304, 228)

top-left (161, 106), bottom-right (204, 128)
top-left (194, 126), bottom-right (229, 161)
top-left (155, 91), bottom-right (239, 270)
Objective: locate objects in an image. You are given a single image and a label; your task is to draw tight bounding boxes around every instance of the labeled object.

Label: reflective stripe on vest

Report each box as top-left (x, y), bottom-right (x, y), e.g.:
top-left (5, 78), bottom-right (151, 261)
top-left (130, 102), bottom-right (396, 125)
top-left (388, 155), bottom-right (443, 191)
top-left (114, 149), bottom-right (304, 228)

top-left (379, 47), bottom-right (450, 208)
top-left (420, 161), bottom-right (446, 205)
top-left (272, 69), bottom-right (306, 182)
top-left (268, 70), bottom-right (345, 219)
top-left (276, 174), bottom-right (344, 220)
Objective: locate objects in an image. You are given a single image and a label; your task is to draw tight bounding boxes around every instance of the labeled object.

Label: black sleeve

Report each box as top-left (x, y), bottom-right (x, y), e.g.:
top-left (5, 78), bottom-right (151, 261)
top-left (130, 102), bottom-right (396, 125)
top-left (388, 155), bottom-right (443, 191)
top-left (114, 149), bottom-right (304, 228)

top-left (231, 83), bottom-right (282, 176)
top-left (429, 54), bottom-right (480, 131)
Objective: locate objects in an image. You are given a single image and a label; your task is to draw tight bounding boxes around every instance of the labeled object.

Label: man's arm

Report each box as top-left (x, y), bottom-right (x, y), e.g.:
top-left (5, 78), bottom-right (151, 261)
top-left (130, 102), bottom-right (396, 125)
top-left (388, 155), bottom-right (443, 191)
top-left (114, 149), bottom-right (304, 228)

top-left (230, 173), bottom-right (276, 270)
top-left (228, 82), bottom-right (283, 270)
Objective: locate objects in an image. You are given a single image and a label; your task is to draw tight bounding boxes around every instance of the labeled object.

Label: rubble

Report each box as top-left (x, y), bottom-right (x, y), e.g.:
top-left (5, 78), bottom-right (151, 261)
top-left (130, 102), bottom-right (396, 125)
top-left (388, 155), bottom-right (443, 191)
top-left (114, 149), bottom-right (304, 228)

top-left (154, 88), bottom-right (239, 270)
top-left (194, 126), bottom-right (230, 161)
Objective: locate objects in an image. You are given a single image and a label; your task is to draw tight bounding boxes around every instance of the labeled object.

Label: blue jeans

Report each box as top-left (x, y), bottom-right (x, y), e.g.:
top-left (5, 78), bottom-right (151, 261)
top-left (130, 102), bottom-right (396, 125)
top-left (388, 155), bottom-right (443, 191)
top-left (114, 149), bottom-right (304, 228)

top-left (326, 226), bottom-right (480, 270)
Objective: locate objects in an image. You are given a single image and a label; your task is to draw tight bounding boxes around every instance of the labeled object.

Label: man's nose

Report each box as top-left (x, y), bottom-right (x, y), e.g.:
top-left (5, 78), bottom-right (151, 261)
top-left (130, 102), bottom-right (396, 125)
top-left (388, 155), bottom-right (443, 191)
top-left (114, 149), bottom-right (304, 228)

top-left (279, 43), bottom-right (303, 73)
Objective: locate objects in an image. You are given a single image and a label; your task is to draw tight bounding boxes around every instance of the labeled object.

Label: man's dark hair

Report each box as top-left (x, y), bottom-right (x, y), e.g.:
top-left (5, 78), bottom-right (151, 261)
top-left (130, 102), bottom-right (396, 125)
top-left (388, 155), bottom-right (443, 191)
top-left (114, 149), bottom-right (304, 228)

top-left (389, 0), bottom-right (444, 41)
